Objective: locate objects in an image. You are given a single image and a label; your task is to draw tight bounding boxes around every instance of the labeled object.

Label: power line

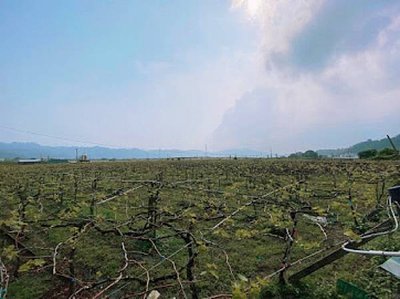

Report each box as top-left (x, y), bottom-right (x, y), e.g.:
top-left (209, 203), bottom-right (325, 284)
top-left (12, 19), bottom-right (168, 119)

top-left (0, 124), bottom-right (123, 148)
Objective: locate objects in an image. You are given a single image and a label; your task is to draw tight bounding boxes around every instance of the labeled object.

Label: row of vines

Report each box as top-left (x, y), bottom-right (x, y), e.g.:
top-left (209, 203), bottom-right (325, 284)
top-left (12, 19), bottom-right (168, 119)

top-left (0, 159), bottom-right (400, 298)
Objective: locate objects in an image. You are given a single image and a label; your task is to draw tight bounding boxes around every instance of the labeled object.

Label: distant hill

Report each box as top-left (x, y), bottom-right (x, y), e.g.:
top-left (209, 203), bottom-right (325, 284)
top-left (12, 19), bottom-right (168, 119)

top-left (3, 135), bottom-right (398, 160)
top-left (0, 142), bottom-right (268, 160)
top-left (317, 134), bottom-right (400, 157)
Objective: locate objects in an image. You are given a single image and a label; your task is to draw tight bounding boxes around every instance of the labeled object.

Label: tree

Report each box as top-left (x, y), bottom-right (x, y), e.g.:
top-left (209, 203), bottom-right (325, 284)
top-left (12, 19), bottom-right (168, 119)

top-left (288, 151), bottom-right (318, 159)
top-left (358, 149), bottom-right (377, 159)
top-left (303, 150), bottom-right (319, 159)
top-left (377, 148), bottom-right (397, 159)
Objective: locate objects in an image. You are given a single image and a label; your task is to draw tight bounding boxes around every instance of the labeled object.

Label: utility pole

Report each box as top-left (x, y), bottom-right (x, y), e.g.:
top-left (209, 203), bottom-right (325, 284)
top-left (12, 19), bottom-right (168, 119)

top-left (387, 135), bottom-right (398, 153)
top-left (75, 148), bottom-right (78, 161)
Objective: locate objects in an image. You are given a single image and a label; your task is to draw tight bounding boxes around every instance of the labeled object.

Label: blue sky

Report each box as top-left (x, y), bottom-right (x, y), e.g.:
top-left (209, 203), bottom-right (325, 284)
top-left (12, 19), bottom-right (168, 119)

top-left (1, 0), bottom-right (400, 153)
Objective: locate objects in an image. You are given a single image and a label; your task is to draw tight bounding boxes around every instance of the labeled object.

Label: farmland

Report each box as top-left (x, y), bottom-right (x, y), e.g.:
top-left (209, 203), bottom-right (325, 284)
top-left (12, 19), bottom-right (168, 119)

top-left (1, 158), bottom-right (400, 298)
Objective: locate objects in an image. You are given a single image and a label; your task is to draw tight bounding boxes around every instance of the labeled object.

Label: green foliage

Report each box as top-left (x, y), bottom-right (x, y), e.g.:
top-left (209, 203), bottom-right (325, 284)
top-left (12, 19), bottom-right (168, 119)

top-left (376, 147), bottom-right (398, 159)
top-left (235, 229), bottom-right (257, 239)
top-left (358, 149), bottom-right (378, 159)
top-left (259, 282), bottom-right (317, 299)
top-left (343, 229), bottom-right (362, 242)
top-left (1, 245), bottom-right (18, 261)
top-left (359, 147), bottom-right (398, 160)
top-left (7, 274), bottom-right (53, 299)
top-left (232, 277), bottom-right (268, 299)
top-left (18, 259), bottom-right (46, 272)
top-left (289, 150), bottom-right (319, 159)
top-left (303, 150), bottom-right (319, 159)
top-left (0, 210), bottom-right (26, 231)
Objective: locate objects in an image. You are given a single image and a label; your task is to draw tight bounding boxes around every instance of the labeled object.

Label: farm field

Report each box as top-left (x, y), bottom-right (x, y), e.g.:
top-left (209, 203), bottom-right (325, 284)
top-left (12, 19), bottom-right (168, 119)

top-left (1, 159), bottom-right (400, 298)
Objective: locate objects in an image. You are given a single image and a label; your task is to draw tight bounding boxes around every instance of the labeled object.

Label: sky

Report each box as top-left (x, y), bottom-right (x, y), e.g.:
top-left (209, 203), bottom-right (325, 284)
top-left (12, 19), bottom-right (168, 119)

top-left (1, 0), bottom-right (400, 153)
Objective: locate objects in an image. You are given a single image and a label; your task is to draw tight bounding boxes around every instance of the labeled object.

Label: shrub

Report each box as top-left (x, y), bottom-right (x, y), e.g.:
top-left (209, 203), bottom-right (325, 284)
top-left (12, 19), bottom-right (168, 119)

top-left (358, 149), bottom-right (377, 159)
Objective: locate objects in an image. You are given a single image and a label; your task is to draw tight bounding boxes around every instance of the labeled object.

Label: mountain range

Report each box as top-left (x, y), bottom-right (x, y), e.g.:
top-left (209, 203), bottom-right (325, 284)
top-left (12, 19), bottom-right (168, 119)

top-left (0, 142), bottom-right (268, 159)
top-left (0, 134), bottom-right (398, 160)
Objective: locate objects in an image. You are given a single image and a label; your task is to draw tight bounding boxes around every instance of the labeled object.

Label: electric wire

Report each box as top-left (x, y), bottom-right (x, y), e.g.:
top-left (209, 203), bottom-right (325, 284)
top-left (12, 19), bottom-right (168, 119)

top-left (0, 124), bottom-right (124, 148)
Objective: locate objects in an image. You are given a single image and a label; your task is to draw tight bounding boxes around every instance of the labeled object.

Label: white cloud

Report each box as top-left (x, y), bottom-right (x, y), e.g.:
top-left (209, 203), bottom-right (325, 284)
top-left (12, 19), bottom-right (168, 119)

top-left (232, 0), bottom-right (324, 60)
top-left (211, 1), bottom-right (400, 153)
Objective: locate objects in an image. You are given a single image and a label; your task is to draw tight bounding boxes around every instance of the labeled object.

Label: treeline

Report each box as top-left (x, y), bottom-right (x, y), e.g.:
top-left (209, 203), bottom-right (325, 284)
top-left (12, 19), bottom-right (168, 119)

top-left (358, 148), bottom-right (399, 160)
top-left (288, 150), bottom-right (319, 159)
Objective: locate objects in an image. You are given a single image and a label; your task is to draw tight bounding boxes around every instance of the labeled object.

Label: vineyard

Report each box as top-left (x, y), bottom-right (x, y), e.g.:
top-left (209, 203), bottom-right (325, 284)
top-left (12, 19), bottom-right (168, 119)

top-left (1, 159), bottom-right (400, 298)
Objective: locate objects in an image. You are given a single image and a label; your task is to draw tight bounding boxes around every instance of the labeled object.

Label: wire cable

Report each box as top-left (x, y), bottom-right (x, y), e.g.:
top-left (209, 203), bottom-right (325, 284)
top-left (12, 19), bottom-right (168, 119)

top-left (0, 124), bottom-right (123, 148)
